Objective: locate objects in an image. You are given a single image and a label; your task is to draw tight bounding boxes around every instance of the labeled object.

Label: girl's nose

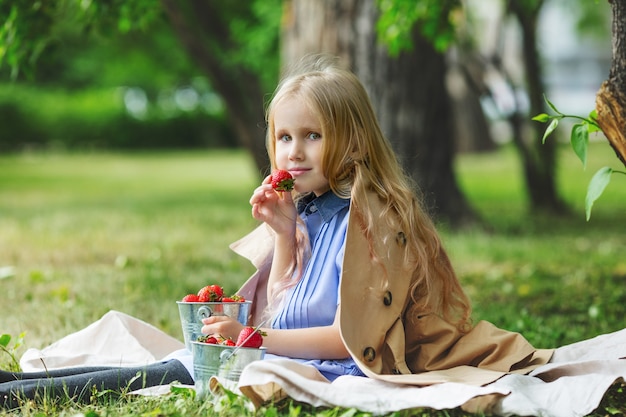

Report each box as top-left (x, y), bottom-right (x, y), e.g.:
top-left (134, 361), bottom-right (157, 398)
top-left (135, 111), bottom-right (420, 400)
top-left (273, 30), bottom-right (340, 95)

top-left (288, 142), bottom-right (304, 160)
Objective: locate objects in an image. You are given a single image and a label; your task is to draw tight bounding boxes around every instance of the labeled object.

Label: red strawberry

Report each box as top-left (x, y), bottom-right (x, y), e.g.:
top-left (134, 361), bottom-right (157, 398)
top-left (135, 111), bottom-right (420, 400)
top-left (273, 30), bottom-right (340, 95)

top-left (222, 297), bottom-right (235, 302)
top-left (271, 169), bottom-right (295, 192)
top-left (236, 326), bottom-right (266, 348)
top-left (198, 334), bottom-right (218, 344)
top-left (197, 284), bottom-right (224, 302)
top-left (181, 293), bottom-right (200, 302)
top-left (221, 338), bottom-right (236, 346)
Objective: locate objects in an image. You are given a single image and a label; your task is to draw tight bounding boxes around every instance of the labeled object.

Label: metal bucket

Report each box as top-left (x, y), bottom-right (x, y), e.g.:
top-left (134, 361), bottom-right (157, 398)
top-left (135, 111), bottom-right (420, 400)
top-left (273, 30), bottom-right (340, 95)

top-left (191, 341), bottom-right (266, 399)
top-left (177, 301), bottom-right (251, 350)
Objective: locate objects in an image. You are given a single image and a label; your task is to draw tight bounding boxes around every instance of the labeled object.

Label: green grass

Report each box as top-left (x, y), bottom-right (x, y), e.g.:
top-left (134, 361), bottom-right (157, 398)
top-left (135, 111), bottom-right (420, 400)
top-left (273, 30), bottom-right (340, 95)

top-left (0, 143), bottom-right (625, 416)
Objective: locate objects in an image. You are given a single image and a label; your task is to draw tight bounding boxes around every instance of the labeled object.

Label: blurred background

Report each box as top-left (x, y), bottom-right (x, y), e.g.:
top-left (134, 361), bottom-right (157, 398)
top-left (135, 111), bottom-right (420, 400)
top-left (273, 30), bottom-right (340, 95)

top-left (0, 0), bottom-right (616, 226)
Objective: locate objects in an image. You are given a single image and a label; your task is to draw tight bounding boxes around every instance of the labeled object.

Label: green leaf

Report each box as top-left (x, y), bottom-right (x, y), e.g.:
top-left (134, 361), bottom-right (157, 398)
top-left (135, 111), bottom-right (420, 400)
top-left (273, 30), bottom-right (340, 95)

top-left (570, 123), bottom-right (589, 167)
top-left (170, 385), bottom-right (196, 399)
top-left (0, 334), bottom-right (10, 348)
top-left (542, 118), bottom-right (559, 143)
top-left (544, 95), bottom-right (562, 115)
top-left (532, 113), bottom-right (550, 123)
top-left (585, 166), bottom-right (613, 221)
top-left (587, 110), bottom-right (602, 133)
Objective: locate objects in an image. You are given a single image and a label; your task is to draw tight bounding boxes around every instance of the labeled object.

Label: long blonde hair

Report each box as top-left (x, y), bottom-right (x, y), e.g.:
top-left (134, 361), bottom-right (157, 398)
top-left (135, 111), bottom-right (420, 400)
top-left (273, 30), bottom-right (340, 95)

top-left (265, 56), bottom-right (471, 331)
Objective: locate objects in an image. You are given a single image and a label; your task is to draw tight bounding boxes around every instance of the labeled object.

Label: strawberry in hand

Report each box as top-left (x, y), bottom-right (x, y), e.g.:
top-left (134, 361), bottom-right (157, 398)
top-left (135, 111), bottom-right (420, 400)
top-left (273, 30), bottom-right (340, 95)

top-left (271, 169), bottom-right (295, 192)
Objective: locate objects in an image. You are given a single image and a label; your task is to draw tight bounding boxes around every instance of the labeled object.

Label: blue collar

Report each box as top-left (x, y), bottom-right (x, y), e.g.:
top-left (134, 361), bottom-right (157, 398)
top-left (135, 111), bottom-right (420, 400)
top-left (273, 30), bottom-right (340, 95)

top-left (298, 191), bottom-right (350, 223)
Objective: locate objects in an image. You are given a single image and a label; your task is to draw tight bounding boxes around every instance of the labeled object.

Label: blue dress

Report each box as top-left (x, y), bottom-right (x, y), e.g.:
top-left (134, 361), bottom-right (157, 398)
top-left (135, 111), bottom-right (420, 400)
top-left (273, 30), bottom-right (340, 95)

top-left (266, 191), bottom-right (365, 381)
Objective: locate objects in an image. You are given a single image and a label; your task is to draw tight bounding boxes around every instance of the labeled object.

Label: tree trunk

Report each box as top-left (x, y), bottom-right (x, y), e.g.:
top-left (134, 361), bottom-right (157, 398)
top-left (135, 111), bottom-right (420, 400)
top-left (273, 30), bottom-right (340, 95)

top-left (281, 0), bottom-right (477, 227)
top-left (595, 0), bottom-right (626, 167)
top-left (160, 0), bottom-right (270, 174)
top-left (507, 0), bottom-right (567, 213)
top-left (447, 49), bottom-right (497, 153)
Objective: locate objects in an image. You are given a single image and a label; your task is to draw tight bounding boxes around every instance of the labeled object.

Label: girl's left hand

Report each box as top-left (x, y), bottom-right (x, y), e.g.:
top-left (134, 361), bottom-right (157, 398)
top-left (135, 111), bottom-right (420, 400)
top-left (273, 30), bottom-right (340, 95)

top-left (201, 315), bottom-right (245, 341)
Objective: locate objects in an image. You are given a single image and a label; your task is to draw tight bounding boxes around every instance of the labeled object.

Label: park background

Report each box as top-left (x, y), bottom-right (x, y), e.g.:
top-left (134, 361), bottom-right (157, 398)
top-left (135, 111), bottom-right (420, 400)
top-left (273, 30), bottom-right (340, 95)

top-left (1, 1), bottom-right (626, 416)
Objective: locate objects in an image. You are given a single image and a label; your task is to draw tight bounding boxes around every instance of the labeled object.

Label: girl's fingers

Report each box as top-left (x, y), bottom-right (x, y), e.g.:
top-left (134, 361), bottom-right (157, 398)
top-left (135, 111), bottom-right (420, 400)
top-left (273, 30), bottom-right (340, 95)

top-left (200, 316), bottom-right (243, 340)
top-left (249, 184), bottom-right (274, 204)
top-left (282, 189), bottom-right (294, 204)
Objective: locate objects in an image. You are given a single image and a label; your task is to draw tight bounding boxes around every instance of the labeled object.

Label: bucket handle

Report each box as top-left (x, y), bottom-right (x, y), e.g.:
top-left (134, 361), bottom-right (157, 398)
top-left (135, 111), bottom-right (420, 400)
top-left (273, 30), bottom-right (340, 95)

top-left (197, 306), bottom-right (213, 321)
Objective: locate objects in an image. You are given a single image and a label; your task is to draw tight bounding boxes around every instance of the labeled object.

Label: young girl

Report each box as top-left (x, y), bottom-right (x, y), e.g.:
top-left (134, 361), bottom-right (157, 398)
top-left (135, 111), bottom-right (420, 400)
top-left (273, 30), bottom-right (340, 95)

top-left (1, 56), bottom-right (550, 408)
top-left (201, 55), bottom-right (552, 383)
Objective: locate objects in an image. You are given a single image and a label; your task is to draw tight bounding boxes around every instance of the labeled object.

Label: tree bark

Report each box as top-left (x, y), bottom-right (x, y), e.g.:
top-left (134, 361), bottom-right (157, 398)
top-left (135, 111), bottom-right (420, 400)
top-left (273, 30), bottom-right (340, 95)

top-left (281, 0), bottom-right (477, 226)
top-left (160, 0), bottom-right (270, 174)
top-left (595, 0), bottom-right (626, 167)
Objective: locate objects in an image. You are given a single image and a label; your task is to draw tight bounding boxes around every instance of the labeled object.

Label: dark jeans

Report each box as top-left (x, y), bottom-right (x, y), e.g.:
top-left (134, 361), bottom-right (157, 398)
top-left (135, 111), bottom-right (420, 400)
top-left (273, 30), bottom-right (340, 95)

top-left (0, 360), bottom-right (193, 409)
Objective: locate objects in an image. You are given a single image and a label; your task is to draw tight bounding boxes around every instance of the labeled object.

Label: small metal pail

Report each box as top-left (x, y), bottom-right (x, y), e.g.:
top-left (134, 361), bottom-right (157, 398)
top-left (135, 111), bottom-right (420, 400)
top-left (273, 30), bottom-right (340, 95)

top-left (191, 341), bottom-right (266, 399)
top-left (177, 301), bottom-right (251, 350)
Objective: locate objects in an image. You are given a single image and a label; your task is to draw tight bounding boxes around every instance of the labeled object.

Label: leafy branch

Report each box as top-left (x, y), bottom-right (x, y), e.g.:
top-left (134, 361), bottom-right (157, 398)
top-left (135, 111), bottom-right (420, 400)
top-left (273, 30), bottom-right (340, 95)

top-left (533, 96), bottom-right (625, 221)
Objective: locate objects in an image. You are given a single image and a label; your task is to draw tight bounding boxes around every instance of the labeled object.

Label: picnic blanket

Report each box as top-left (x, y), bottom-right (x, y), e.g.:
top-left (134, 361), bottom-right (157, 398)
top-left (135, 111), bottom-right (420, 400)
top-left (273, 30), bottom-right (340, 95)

top-left (20, 310), bottom-right (626, 416)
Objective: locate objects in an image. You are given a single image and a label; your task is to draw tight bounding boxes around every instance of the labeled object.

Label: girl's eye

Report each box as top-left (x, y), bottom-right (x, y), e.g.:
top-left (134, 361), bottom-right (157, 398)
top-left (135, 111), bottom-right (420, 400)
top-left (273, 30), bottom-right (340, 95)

top-left (308, 132), bottom-right (321, 140)
top-left (278, 134), bottom-right (291, 142)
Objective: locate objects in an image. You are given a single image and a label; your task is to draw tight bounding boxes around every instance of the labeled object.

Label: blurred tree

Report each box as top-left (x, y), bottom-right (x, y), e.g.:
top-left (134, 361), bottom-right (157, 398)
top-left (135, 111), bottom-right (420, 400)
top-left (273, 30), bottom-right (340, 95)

top-left (503, 0), bottom-right (567, 213)
top-left (0, 0), bottom-right (280, 171)
top-left (281, 0), bottom-right (477, 226)
top-left (159, 0), bottom-right (280, 172)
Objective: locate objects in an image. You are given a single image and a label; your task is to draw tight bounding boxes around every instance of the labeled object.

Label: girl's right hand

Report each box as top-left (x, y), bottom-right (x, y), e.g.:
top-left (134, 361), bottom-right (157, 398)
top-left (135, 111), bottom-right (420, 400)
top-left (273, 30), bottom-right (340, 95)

top-left (201, 315), bottom-right (244, 341)
top-left (250, 175), bottom-right (297, 236)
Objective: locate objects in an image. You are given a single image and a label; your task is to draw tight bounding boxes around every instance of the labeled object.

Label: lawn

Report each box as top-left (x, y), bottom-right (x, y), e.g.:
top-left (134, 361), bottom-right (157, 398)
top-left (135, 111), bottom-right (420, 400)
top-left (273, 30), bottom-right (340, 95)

top-left (0, 143), bottom-right (625, 416)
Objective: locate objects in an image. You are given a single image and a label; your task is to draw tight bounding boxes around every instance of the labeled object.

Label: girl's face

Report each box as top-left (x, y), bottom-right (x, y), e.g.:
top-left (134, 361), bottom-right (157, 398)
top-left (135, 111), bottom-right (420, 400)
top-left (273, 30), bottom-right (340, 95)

top-left (272, 95), bottom-right (330, 197)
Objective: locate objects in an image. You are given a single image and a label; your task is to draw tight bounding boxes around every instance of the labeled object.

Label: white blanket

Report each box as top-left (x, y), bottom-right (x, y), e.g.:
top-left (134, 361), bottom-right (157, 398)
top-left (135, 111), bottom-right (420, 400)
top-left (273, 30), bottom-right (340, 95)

top-left (20, 310), bottom-right (626, 416)
top-left (20, 310), bottom-right (184, 371)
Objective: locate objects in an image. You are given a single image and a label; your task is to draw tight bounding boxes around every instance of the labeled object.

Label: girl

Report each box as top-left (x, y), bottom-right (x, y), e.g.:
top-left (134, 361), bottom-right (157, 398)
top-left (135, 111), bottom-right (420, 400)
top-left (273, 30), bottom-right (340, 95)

top-left (1, 56), bottom-right (549, 409)
top-left (201, 55), bottom-right (552, 383)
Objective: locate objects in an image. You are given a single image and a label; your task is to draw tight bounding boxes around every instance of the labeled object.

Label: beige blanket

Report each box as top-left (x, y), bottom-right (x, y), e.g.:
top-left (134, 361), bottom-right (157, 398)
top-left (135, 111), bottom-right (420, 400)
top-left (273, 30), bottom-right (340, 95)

top-left (20, 310), bottom-right (626, 417)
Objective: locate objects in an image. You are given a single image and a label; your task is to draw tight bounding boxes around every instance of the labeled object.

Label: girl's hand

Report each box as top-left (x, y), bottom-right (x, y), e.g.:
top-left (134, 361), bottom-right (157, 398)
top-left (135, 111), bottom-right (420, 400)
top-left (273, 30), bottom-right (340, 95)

top-left (250, 174), bottom-right (297, 236)
top-left (201, 316), bottom-right (245, 341)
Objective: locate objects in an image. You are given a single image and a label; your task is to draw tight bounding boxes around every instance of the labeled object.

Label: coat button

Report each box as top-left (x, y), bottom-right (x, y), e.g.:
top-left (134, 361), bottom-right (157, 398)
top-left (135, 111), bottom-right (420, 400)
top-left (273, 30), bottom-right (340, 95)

top-left (396, 231), bottom-right (407, 247)
top-left (383, 291), bottom-right (392, 306)
top-left (363, 347), bottom-right (376, 362)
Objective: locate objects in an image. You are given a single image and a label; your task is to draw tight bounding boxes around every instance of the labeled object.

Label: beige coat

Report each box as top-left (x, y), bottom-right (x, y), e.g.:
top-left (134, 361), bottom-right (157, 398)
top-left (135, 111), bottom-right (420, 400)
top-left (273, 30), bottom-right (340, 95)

top-left (233, 191), bottom-right (553, 387)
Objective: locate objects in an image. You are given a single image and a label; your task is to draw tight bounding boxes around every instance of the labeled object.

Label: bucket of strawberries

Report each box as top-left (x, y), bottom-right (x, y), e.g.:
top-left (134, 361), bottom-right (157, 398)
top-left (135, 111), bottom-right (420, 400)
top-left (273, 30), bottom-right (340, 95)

top-left (177, 284), bottom-right (251, 350)
top-left (192, 326), bottom-right (266, 398)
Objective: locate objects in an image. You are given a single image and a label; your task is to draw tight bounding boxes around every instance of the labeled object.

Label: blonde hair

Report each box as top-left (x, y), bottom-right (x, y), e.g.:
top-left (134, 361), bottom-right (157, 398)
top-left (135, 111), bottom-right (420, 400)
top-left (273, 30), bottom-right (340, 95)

top-left (265, 55), bottom-right (471, 331)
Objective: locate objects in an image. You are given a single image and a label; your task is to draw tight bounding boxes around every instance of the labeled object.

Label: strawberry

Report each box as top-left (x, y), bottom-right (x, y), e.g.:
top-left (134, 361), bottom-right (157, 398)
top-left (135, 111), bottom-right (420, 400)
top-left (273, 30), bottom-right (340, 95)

top-left (222, 294), bottom-right (245, 303)
top-left (236, 326), bottom-right (266, 348)
top-left (197, 284), bottom-right (224, 302)
top-left (181, 293), bottom-right (200, 302)
top-left (271, 169), bottom-right (295, 192)
top-left (197, 334), bottom-right (218, 344)
top-left (221, 338), bottom-right (236, 346)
